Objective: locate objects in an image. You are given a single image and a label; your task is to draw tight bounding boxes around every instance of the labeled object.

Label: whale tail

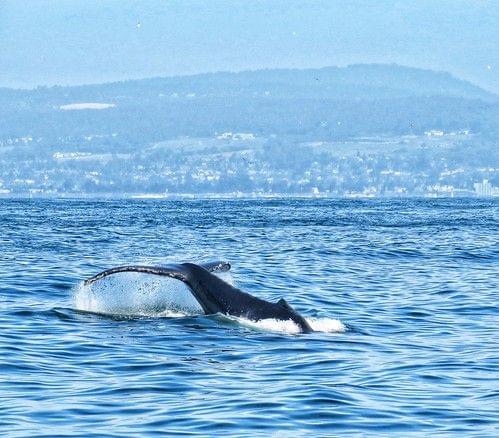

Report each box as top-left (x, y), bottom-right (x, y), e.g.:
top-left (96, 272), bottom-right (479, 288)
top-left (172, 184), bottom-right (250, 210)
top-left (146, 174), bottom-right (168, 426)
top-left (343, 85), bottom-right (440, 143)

top-left (83, 261), bottom-right (230, 286)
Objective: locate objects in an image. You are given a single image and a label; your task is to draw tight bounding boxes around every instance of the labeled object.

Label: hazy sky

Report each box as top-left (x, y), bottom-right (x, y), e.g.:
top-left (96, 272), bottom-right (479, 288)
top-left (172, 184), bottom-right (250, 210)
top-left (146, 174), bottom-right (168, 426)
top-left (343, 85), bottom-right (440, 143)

top-left (1, 0), bottom-right (498, 92)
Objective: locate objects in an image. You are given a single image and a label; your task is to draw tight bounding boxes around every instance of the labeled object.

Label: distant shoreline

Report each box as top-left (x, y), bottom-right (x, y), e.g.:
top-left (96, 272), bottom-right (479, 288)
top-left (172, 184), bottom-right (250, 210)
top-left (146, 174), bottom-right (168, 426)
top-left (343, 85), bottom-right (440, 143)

top-left (0, 193), bottom-right (495, 201)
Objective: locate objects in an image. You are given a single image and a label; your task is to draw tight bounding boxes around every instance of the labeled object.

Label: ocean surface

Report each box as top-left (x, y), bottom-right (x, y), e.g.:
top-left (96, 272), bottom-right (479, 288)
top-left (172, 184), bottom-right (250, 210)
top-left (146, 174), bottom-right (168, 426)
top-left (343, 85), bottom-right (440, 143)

top-left (0, 198), bottom-right (498, 436)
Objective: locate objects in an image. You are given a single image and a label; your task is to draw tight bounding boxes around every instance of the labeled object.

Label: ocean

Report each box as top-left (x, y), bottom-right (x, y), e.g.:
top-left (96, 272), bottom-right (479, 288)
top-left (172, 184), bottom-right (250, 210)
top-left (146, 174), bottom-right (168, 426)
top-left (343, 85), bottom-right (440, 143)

top-left (1, 198), bottom-right (498, 436)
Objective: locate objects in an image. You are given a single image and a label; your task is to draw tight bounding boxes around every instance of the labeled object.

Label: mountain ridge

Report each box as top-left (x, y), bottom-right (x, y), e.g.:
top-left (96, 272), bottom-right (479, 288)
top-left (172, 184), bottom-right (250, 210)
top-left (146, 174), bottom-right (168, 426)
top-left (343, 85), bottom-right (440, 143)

top-left (1, 64), bottom-right (495, 101)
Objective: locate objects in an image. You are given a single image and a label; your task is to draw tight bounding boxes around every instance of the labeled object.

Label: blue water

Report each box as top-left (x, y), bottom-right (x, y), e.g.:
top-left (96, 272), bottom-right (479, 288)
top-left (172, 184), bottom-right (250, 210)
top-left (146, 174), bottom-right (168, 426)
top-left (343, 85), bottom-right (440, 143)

top-left (1, 199), bottom-right (498, 436)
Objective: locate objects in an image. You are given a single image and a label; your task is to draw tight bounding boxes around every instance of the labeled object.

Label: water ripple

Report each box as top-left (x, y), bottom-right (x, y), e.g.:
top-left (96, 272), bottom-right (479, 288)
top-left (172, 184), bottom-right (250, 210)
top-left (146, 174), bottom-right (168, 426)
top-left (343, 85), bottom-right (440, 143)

top-left (0, 198), bottom-right (498, 435)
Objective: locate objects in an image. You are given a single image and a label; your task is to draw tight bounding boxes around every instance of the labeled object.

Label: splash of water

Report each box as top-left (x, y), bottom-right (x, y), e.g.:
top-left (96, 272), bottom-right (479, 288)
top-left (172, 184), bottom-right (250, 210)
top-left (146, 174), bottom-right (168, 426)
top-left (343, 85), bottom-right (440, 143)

top-left (220, 314), bottom-right (346, 334)
top-left (306, 317), bottom-right (346, 333)
top-left (73, 272), bottom-right (204, 317)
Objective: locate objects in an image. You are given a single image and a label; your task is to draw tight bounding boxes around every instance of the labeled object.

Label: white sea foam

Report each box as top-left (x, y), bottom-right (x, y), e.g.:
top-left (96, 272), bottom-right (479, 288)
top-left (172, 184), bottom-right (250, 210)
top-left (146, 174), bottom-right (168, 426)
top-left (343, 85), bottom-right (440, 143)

top-left (306, 317), bottom-right (346, 333)
top-left (219, 314), bottom-right (346, 335)
top-left (220, 314), bottom-right (304, 334)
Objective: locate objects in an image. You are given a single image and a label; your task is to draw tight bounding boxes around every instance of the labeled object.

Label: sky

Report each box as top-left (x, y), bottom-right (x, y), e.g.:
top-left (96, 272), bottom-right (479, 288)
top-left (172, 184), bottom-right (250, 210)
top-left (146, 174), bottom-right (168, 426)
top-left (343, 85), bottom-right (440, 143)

top-left (0, 0), bottom-right (498, 92)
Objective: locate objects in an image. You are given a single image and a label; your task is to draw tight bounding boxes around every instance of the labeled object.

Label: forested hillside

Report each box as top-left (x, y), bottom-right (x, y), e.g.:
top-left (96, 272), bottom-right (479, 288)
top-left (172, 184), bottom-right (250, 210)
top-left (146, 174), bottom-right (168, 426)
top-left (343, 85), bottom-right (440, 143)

top-left (1, 64), bottom-right (497, 142)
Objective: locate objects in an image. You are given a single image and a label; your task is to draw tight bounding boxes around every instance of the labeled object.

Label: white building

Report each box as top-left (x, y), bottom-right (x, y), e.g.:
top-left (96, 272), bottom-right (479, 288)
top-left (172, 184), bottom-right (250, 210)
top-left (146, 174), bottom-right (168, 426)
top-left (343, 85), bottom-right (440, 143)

top-left (424, 130), bottom-right (445, 137)
top-left (474, 179), bottom-right (498, 197)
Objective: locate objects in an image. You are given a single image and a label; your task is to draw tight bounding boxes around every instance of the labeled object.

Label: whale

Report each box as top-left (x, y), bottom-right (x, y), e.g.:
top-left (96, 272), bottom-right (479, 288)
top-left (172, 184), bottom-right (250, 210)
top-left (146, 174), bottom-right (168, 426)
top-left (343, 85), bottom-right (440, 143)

top-left (84, 261), bottom-right (313, 333)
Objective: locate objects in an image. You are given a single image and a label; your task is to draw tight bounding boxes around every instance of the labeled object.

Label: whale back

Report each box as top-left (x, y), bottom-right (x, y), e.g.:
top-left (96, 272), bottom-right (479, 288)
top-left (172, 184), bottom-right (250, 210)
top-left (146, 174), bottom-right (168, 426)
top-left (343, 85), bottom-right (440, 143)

top-left (180, 263), bottom-right (313, 333)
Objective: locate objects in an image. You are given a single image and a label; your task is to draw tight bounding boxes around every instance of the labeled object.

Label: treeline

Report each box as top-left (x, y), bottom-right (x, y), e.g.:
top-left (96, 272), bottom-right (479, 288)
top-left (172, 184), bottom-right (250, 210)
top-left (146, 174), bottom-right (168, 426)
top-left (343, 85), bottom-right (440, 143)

top-left (1, 96), bottom-right (498, 143)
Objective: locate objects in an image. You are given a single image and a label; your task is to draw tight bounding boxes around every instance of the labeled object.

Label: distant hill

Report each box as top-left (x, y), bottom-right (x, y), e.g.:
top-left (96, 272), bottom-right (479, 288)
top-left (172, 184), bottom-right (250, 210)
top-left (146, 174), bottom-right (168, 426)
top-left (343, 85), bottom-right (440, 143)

top-left (0, 64), bottom-right (497, 142)
top-left (3, 64), bottom-right (496, 101)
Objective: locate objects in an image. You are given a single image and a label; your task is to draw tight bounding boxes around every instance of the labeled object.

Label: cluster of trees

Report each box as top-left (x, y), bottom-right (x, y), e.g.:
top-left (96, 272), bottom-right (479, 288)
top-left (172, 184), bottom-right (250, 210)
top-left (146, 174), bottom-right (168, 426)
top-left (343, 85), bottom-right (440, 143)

top-left (1, 96), bottom-right (498, 144)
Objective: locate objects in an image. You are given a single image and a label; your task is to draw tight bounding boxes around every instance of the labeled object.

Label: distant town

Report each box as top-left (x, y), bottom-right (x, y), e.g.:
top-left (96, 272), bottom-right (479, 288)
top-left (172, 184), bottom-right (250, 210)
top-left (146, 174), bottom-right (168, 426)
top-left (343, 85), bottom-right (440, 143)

top-left (0, 130), bottom-right (497, 198)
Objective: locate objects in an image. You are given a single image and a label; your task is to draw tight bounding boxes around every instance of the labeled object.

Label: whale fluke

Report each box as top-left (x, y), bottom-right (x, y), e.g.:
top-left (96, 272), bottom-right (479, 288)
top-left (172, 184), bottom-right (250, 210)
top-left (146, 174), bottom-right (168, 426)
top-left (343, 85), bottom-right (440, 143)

top-left (83, 261), bottom-right (230, 286)
top-left (83, 264), bottom-right (187, 286)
